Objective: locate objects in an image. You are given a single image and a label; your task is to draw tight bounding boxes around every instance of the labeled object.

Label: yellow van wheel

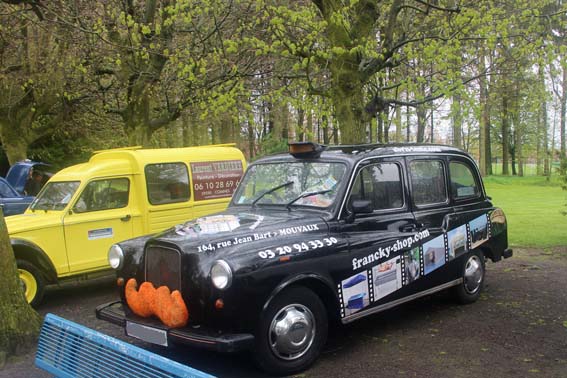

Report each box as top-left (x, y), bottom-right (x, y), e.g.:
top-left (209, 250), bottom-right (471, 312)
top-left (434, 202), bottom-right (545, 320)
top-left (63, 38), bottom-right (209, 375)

top-left (17, 260), bottom-right (45, 307)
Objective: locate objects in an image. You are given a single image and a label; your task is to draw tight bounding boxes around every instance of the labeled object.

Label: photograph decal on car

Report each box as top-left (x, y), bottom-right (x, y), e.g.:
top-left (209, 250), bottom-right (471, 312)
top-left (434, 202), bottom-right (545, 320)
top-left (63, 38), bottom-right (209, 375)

top-left (403, 247), bottom-right (422, 285)
top-left (372, 257), bottom-right (402, 302)
top-left (423, 234), bottom-right (447, 275)
top-left (469, 214), bottom-right (490, 249)
top-left (340, 271), bottom-right (370, 316)
top-left (447, 224), bottom-right (468, 259)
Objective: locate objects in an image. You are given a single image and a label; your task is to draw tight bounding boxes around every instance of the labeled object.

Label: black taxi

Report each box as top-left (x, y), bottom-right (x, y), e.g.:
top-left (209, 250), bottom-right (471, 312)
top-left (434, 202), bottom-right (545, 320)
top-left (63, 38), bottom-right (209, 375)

top-left (96, 142), bottom-right (512, 375)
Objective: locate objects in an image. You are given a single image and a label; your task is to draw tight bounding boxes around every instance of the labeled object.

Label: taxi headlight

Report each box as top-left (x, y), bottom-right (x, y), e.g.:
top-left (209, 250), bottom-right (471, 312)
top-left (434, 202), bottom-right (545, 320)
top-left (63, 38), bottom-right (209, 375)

top-left (108, 244), bottom-right (124, 270)
top-left (211, 260), bottom-right (232, 290)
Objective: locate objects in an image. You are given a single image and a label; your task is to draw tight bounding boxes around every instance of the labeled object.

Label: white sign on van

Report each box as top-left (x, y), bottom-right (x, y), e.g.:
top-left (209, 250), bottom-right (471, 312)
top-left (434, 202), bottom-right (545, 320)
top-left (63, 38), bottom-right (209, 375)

top-left (88, 228), bottom-right (114, 240)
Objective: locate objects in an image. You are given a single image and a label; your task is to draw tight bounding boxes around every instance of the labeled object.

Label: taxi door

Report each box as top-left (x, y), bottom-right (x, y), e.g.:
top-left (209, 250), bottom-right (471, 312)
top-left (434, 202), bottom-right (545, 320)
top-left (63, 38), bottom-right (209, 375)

top-left (63, 177), bottom-right (134, 273)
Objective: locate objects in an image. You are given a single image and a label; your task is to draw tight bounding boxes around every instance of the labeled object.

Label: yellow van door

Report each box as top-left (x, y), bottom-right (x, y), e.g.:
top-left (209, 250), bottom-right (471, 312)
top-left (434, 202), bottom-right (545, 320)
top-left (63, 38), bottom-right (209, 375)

top-left (63, 177), bottom-right (134, 273)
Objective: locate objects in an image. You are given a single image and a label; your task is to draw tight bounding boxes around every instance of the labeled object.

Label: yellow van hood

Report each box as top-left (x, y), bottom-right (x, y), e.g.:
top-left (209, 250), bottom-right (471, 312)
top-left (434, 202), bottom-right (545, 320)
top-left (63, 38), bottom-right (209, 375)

top-left (6, 212), bottom-right (63, 235)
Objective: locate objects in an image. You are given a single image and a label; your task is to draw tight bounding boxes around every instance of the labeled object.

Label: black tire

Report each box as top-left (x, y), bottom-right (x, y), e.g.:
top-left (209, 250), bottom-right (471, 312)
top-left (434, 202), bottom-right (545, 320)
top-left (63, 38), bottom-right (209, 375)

top-left (453, 250), bottom-right (485, 304)
top-left (17, 260), bottom-right (45, 307)
top-left (253, 286), bottom-right (328, 376)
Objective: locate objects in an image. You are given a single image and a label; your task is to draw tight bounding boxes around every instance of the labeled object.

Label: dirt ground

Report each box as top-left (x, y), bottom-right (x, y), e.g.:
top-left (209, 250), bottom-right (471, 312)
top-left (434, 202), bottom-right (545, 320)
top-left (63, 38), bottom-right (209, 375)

top-left (1, 247), bottom-right (566, 378)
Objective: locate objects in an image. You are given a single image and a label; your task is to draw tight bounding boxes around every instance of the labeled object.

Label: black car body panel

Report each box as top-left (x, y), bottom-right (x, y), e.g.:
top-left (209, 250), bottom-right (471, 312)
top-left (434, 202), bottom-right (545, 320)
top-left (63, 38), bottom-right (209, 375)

top-left (97, 143), bottom-right (511, 371)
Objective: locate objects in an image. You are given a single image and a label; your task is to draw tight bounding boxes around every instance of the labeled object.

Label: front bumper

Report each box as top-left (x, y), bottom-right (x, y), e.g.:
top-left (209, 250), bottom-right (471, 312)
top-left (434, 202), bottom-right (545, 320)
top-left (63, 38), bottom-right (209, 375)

top-left (96, 301), bottom-right (254, 353)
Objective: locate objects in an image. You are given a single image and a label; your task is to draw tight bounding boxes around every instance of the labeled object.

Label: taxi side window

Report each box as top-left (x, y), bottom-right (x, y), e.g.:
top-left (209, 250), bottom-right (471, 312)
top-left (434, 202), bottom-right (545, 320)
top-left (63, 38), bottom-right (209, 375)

top-left (409, 160), bottom-right (447, 206)
top-left (450, 161), bottom-right (480, 199)
top-left (145, 163), bottom-right (190, 205)
top-left (350, 162), bottom-right (404, 211)
top-left (73, 178), bottom-right (129, 213)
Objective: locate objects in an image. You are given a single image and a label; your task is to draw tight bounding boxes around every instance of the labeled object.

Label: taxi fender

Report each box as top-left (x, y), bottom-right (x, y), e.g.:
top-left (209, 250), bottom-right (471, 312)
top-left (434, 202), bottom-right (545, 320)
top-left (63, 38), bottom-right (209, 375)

top-left (11, 238), bottom-right (58, 284)
top-left (262, 272), bottom-right (340, 318)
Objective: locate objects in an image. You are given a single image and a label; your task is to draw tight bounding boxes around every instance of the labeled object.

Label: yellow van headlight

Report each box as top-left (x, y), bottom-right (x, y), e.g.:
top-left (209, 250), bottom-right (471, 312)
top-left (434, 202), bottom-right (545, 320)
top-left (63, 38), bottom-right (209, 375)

top-left (211, 260), bottom-right (232, 290)
top-left (108, 244), bottom-right (124, 270)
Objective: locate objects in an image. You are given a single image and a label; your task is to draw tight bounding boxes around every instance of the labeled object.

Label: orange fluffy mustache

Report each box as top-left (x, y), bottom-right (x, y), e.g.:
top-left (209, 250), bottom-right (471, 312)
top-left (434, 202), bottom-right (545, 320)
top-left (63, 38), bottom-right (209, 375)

top-left (125, 278), bottom-right (189, 328)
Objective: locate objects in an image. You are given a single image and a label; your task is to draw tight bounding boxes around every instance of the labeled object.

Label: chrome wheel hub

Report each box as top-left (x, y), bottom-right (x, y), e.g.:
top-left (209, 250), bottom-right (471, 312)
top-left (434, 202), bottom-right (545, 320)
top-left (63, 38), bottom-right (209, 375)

top-left (269, 304), bottom-right (315, 360)
top-left (464, 255), bottom-right (483, 294)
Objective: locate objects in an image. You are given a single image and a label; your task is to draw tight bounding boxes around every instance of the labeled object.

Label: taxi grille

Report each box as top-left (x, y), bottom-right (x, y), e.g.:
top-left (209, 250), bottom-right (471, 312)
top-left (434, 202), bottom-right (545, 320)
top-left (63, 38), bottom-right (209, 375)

top-left (145, 246), bottom-right (181, 291)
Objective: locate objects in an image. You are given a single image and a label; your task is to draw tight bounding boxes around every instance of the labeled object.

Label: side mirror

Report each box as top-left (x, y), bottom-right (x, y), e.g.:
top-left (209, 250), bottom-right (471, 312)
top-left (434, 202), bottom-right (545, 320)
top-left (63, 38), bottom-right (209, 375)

top-left (345, 199), bottom-right (373, 224)
top-left (352, 199), bottom-right (373, 214)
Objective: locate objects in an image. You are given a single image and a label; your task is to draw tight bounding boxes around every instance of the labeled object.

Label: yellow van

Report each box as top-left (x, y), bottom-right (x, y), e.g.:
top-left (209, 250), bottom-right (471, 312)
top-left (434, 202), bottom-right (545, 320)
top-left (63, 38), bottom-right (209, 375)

top-left (7, 144), bottom-right (246, 306)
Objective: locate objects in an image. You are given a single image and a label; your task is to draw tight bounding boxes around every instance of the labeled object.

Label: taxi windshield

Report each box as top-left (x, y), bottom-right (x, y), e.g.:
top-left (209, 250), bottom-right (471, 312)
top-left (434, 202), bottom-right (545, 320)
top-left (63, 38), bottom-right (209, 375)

top-left (30, 181), bottom-right (80, 211)
top-left (232, 162), bottom-right (347, 208)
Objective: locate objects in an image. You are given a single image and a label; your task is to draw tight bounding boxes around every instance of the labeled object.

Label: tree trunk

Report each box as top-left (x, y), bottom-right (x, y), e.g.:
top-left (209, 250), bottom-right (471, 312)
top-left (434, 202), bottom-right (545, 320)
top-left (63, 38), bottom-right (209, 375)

top-left (297, 108), bottom-right (305, 142)
top-left (478, 51), bottom-right (489, 176)
top-left (307, 110), bottom-right (313, 141)
top-left (182, 112), bottom-right (192, 147)
top-left (406, 102), bottom-right (411, 142)
top-left (515, 129), bottom-right (523, 177)
top-left (322, 115), bottom-right (329, 144)
top-left (452, 93), bottom-right (463, 148)
top-left (376, 116), bottom-right (383, 143)
top-left (430, 106), bottom-right (434, 143)
top-left (219, 113), bottom-right (235, 143)
top-left (329, 57), bottom-right (368, 143)
top-left (124, 92), bottom-right (153, 146)
top-left (0, 108), bottom-right (38, 165)
top-left (395, 105), bottom-right (402, 142)
top-left (560, 66), bottom-right (567, 172)
top-left (542, 73), bottom-right (550, 176)
top-left (416, 105), bottom-right (427, 143)
top-left (1, 136), bottom-right (28, 166)
top-left (0, 212), bottom-right (41, 364)
top-left (247, 112), bottom-right (255, 160)
top-left (501, 94), bottom-right (510, 175)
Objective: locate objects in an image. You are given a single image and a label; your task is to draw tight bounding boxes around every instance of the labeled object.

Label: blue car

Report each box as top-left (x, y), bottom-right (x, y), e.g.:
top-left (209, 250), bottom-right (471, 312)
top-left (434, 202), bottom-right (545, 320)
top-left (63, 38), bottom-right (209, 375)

top-left (0, 177), bottom-right (35, 216)
top-left (1, 160), bottom-right (51, 216)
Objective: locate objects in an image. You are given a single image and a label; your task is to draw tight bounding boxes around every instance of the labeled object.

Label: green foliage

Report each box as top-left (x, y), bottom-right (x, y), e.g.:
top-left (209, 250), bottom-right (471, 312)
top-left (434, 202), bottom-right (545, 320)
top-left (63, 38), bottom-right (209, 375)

top-left (256, 135), bottom-right (288, 160)
top-left (0, 0), bottom-right (565, 168)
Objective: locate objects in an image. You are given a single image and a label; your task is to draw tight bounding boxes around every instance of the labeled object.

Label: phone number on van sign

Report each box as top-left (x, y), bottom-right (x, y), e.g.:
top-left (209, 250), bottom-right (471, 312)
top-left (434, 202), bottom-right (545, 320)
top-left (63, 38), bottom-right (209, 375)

top-left (258, 237), bottom-right (338, 259)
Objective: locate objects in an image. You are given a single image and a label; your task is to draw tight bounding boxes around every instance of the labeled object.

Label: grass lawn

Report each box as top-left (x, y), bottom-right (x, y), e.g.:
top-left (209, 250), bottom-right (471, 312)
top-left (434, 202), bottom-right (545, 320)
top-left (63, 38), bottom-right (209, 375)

top-left (483, 175), bottom-right (567, 248)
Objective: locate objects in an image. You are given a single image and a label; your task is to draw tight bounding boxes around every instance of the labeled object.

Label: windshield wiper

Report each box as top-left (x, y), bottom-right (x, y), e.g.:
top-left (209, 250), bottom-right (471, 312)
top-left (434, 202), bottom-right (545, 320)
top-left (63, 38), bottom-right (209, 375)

top-left (285, 189), bottom-right (332, 210)
top-left (251, 181), bottom-right (294, 208)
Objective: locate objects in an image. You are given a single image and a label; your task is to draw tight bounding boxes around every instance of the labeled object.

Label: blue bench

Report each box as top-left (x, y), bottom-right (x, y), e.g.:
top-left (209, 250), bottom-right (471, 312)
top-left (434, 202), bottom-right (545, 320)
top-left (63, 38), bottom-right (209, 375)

top-left (35, 313), bottom-right (215, 378)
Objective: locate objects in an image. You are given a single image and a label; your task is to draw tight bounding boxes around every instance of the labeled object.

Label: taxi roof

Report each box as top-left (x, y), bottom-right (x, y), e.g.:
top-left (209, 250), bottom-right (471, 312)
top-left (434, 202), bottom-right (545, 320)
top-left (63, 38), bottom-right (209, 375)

top-left (257, 143), bottom-right (472, 165)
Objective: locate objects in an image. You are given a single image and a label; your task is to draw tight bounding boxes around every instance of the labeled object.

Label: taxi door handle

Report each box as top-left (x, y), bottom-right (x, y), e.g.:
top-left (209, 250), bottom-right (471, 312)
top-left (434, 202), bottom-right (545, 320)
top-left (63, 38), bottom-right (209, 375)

top-left (121, 214), bottom-right (131, 222)
top-left (400, 222), bottom-right (423, 233)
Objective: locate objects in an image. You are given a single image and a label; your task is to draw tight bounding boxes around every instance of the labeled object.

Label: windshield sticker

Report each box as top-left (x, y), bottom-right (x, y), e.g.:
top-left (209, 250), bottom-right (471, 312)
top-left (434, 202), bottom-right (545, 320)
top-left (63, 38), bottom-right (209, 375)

top-left (176, 215), bottom-right (240, 236)
top-left (372, 257), bottom-right (402, 302)
top-left (198, 215), bottom-right (240, 234)
top-left (88, 227), bottom-right (113, 240)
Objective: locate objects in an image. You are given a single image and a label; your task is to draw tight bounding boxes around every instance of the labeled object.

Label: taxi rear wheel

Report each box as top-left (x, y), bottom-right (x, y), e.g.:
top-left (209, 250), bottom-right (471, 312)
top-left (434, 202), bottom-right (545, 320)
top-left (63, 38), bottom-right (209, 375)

top-left (17, 260), bottom-right (45, 307)
top-left (254, 286), bottom-right (328, 376)
top-left (453, 250), bottom-right (485, 304)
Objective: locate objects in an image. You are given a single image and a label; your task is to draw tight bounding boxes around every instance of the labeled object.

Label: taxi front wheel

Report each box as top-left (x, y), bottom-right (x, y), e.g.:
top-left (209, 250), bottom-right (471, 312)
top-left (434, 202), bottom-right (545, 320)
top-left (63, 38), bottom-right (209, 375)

top-left (453, 250), bottom-right (485, 304)
top-left (17, 260), bottom-right (45, 307)
top-left (253, 286), bottom-right (328, 376)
